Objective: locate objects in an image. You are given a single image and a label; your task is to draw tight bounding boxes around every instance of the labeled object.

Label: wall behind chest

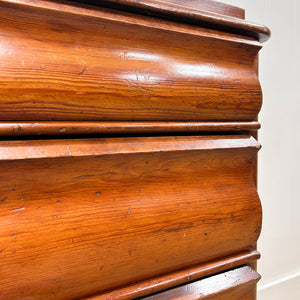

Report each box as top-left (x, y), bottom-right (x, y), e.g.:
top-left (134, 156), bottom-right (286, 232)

top-left (219, 0), bottom-right (300, 299)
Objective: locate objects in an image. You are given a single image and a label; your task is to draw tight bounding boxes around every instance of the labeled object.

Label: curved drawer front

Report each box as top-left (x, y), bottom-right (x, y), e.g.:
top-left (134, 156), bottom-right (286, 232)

top-left (141, 266), bottom-right (260, 300)
top-left (0, 135), bottom-right (261, 300)
top-left (0, 1), bottom-right (262, 121)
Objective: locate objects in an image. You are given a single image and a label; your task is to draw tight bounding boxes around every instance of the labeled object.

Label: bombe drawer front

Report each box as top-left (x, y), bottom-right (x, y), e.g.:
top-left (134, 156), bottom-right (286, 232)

top-left (0, 135), bottom-right (261, 300)
top-left (0, 1), bottom-right (261, 122)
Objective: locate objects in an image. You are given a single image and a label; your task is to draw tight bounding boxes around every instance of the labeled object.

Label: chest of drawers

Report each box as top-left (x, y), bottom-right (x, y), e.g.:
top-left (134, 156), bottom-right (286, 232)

top-left (0, 0), bottom-right (269, 299)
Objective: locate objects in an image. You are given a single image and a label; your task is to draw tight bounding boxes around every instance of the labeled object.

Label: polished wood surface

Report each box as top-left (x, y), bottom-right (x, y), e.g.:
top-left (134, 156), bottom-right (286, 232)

top-left (86, 250), bottom-right (260, 300)
top-left (67, 0), bottom-right (269, 41)
top-left (0, 121), bottom-right (260, 136)
top-left (0, 135), bottom-right (261, 299)
top-left (155, 0), bottom-right (245, 18)
top-left (74, 0), bottom-right (246, 19)
top-left (0, 0), bottom-right (263, 121)
top-left (141, 266), bottom-right (260, 300)
top-left (0, 0), bottom-right (269, 299)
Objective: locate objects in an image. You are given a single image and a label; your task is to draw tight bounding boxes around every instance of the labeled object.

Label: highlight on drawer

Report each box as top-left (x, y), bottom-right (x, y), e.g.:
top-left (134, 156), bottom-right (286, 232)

top-left (0, 0), bottom-right (263, 121)
top-left (0, 135), bottom-right (262, 300)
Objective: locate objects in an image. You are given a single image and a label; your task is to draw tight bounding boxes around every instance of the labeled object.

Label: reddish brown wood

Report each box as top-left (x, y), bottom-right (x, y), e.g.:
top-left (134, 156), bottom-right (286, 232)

top-left (0, 1), bottom-right (269, 299)
top-left (66, 0), bottom-right (269, 41)
top-left (162, 0), bottom-right (245, 19)
top-left (85, 250), bottom-right (260, 300)
top-left (70, 0), bottom-right (245, 19)
top-left (0, 135), bottom-right (260, 160)
top-left (0, 121), bottom-right (260, 136)
top-left (141, 266), bottom-right (260, 300)
top-left (0, 135), bottom-right (261, 299)
top-left (0, 0), bottom-right (264, 121)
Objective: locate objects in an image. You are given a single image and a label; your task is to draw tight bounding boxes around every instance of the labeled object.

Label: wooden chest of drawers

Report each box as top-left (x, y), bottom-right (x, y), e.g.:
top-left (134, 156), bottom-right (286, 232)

top-left (0, 0), bottom-right (269, 299)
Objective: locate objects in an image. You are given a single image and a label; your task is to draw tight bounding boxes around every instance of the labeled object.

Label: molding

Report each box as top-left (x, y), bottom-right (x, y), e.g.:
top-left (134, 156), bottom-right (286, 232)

top-left (1, 0), bottom-right (270, 42)
top-left (62, 0), bottom-right (270, 42)
top-left (0, 135), bottom-right (260, 161)
top-left (258, 270), bottom-right (300, 293)
top-left (0, 122), bottom-right (261, 136)
top-left (85, 251), bottom-right (260, 299)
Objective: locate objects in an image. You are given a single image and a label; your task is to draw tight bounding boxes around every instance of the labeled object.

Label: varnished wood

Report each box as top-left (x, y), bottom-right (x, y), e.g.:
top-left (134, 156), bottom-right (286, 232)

top-left (0, 1), bottom-right (269, 299)
top-left (0, 135), bottom-right (260, 160)
top-left (0, 121), bottom-right (260, 136)
top-left (162, 0), bottom-right (245, 19)
top-left (0, 135), bottom-right (261, 299)
top-left (141, 266), bottom-right (260, 300)
top-left (74, 0), bottom-right (246, 20)
top-left (85, 250), bottom-right (260, 300)
top-left (153, 0), bottom-right (245, 19)
top-left (0, 0), bottom-right (263, 121)
top-left (67, 0), bottom-right (269, 41)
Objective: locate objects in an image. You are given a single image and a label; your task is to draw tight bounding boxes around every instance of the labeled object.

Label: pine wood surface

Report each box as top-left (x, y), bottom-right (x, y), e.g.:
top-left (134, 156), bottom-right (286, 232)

top-left (66, 0), bottom-right (269, 41)
top-left (151, 0), bottom-right (246, 18)
top-left (0, 135), bottom-right (261, 299)
top-left (85, 250), bottom-right (260, 300)
top-left (0, 0), bottom-right (269, 299)
top-left (0, 0), bottom-right (264, 121)
top-left (141, 266), bottom-right (260, 300)
top-left (0, 121), bottom-right (260, 136)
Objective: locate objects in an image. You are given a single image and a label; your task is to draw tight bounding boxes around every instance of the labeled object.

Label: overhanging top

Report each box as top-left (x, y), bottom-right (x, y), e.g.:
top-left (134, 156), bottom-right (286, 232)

top-left (68, 0), bottom-right (270, 42)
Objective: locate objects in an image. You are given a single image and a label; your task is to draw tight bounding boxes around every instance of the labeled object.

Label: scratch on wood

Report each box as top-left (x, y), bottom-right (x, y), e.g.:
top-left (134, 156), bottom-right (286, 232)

top-left (78, 66), bottom-right (87, 76)
top-left (1, 196), bottom-right (7, 203)
top-left (11, 206), bottom-right (25, 212)
top-left (166, 223), bottom-right (194, 232)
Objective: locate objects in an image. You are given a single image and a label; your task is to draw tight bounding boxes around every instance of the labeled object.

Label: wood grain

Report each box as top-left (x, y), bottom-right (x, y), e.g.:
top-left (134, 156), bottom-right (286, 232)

top-left (0, 0), bottom-right (263, 121)
top-left (85, 250), bottom-right (260, 300)
top-left (155, 0), bottom-right (245, 19)
top-left (67, 0), bottom-right (269, 41)
top-left (0, 135), bottom-right (262, 299)
top-left (141, 266), bottom-right (260, 300)
top-left (0, 121), bottom-right (260, 136)
top-left (0, 135), bottom-right (260, 160)
top-left (0, 1), bottom-right (269, 299)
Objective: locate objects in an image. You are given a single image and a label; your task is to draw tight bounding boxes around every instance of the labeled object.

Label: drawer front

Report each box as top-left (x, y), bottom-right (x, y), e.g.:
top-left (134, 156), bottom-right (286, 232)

top-left (0, 135), bottom-right (261, 299)
top-left (141, 266), bottom-right (260, 300)
top-left (0, 1), bottom-right (261, 122)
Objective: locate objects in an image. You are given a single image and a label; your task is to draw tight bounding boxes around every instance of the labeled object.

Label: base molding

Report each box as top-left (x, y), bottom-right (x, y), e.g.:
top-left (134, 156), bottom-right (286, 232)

top-left (84, 250), bottom-right (260, 300)
top-left (258, 271), bottom-right (300, 300)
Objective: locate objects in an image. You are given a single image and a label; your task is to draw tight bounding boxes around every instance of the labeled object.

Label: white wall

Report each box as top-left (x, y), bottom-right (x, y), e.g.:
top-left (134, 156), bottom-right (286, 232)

top-left (217, 1), bottom-right (300, 299)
